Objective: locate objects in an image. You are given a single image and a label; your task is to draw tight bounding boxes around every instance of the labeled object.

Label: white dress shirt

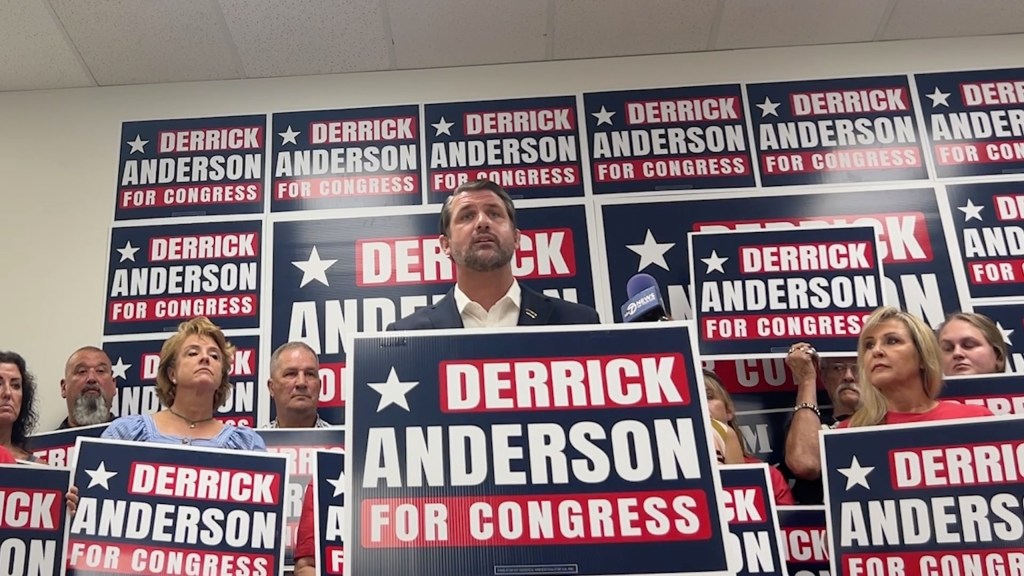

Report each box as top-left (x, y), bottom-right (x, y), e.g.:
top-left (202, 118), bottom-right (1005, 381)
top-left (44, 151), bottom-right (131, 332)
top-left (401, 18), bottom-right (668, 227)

top-left (453, 280), bottom-right (522, 328)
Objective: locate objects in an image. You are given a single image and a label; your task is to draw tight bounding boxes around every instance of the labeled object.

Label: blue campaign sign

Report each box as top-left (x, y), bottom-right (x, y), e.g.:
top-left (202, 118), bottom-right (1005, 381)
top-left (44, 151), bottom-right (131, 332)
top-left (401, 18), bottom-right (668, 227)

top-left (915, 68), bottom-right (1024, 178)
top-left (104, 220), bottom-right (263, 335)
top-left (424, 96), bottom-right (585, 202)
top-left (973, 302), bottom-right (1024, 373)
top-left (746, 76), bottom-right (927, 187)
top-left (718, 464), bottom-right (789, 576)
top-left (688, 225), bottom-right (884, 358)
top-left (346, 323), bottom-right (731, 576)
top-left (775, 506), bottom-right (831, 576)
top-left (600, 187), bottom-right (962, 338)
top-left (67, 437), bottom-right (288, 576)
top-left (270, 204), bottom-right (595, 424)
top-left (313, 449), bottom-right (347, 576)
top-left (944, 181), bottom-right (1024, 301)
top-left (941, 373), bottom-right (1024, 416)
top-left (26, 423), bottom-right (109, 468)
top-left (270, 105), bottom-right (421, 212)
top-left (821, 416), bottom-right (1024, 576)
top-left (583, 84), bottom-right (755, 193)
top-left (0, 464), bottom-right (70, 576)
top-left (114, 115), bottom-right (266, 220)
top-left (101, 336), bottom-right (261, 427)
top-left (258, 428), bottom-right (345, 571)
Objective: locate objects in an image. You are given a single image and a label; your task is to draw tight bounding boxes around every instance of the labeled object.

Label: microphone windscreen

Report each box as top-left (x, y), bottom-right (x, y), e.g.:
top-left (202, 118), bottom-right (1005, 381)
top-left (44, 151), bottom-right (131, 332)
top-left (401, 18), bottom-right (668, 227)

top-left (625, 273), bottom-right (659, 299)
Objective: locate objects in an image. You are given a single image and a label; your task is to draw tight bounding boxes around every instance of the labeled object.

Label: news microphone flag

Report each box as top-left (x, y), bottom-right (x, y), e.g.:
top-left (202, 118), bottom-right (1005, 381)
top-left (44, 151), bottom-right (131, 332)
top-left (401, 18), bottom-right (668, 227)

top-left (621, 273), bottom-right (667, 322)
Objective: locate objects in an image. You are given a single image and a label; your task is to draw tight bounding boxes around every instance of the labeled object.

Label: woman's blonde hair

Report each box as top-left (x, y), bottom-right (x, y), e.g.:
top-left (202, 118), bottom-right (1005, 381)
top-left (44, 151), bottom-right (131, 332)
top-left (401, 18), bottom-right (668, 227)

top-left (155, 316), bottom-right (236, 409)
top-left (938, 312), bottom-right (1007, 373)
top-left (702, 369), bottom-right (748, 456)
top-left (849, 306), bottom-right (943, 427)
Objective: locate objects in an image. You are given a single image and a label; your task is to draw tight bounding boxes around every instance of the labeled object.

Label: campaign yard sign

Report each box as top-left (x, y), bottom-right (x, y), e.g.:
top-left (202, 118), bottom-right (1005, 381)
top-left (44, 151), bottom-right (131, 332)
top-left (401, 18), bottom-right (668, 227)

top-left (313, 448), bottom-right (347, 576)
top-left (943, 181), bottom-right (1024, 301)
top-left (718, 464), bottom-right (789, 576)
top-left (583, 84), bottom-right (755, 193)
top-left (424, 96), bottom-right (585, 202)
top-left (915, 67), bottom-right (1024, 179)
top-left (776, 506), bottom-right (831, 576)
top-left (67, 437), bottom-right (288, 576)
top-left (746, 76), bottom-right (927, 187)
top-left (941, 374), bottom-right (1024, 416)
top-left (0, 464), bottom-right (70, 576)
top-left (346, 323), bottom-right (732, 576)
top-left (104, 220), bottom-right (263, 335)
top-left (689, 225), bottom-right (884, 358)
top-left (258, 427), bottom-right (345, 571)
top-left (114, 115), bottom-right (266, 220)
top-left (821, 415), bottom-right (1024, 576)
top-left (26, 423), bottom-right (109, 468)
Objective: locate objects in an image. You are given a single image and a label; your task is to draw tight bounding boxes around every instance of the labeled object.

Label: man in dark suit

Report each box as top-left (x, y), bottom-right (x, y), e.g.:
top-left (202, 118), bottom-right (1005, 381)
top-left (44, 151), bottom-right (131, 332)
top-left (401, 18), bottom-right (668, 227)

top-left (389, 179), bottom-right (599, 330)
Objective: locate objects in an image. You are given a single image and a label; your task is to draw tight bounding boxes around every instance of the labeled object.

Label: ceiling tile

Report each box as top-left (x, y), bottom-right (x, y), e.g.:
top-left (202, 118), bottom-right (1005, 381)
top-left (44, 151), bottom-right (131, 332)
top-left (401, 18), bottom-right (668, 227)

top-left (389, 0), bottom-right (549, 70)
top-left (218, 0), bottom-right (389, 77)
top-left (49, 0), bottom-right (244, 86)
top-left (553, 0), bottom-right (716, 59)
top-left (716, 0), bottom-right (890, 50)
top-left (881, 0), bottom-right (1024, 40)
top-left (0, 0), bottom-right (94, 91)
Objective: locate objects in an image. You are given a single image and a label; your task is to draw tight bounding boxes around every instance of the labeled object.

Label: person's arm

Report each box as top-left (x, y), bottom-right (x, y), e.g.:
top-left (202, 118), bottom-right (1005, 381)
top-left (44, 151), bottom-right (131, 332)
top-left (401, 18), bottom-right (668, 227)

top-left (784, 343), bottom-right (823, 480)
top-left (293, 483), bottom-right (317, 575)
top-left (294, 557), bottom-right (316, 576)
top-left (720, 424), bottom-right (745, 465)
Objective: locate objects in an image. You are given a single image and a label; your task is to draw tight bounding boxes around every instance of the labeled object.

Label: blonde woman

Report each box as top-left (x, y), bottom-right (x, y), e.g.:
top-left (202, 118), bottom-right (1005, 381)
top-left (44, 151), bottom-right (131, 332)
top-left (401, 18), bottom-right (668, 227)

top-left (704, 370), bottom-right (794, 504)
top-left (937, 312), bottom-right (1007, 375)
top-left (845, 307), bottom-right (993, 428)
top-left (102, 316), bottom-right (265, 450)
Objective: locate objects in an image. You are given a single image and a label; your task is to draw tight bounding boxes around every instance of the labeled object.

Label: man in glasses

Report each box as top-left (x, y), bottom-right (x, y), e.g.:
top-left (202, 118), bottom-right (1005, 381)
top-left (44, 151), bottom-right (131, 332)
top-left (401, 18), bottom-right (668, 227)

top-left (782, 342), bottom-right (861, 504)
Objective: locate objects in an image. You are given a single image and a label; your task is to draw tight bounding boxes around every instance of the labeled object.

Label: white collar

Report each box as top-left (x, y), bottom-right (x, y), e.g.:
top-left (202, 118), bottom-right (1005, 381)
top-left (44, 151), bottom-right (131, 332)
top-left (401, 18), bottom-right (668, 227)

top-left (453, 279), bottom-right (521, 314)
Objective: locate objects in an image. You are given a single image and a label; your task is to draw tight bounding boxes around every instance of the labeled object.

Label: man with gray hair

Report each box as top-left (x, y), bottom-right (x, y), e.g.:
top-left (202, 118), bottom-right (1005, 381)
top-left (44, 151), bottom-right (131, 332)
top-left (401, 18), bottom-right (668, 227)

top-left (263, 341), bottom-right (332, 429)
top-left (57, 346), bottom-right (116, 429)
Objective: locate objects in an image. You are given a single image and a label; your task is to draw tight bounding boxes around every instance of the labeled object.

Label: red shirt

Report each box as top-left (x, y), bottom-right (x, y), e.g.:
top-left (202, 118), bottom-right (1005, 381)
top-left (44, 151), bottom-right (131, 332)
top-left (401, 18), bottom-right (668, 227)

top-left (838, 400), bottom-right (993, 428)
top-left (294, 483), bottom-right (315, 561)
top-left (743, 456), bottom-right (795, 505)
top-left (0, 446), bottom-right (15, 464)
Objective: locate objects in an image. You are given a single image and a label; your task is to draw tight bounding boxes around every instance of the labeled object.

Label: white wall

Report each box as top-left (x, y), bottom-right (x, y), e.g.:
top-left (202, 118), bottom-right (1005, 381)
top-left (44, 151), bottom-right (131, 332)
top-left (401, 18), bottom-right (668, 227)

top-left (3, 34), bottom-right (1023, 429)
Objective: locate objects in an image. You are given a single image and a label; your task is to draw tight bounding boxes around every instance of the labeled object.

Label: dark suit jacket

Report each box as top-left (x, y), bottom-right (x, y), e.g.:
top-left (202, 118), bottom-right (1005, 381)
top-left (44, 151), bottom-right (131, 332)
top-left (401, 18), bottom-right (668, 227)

top-left (388, 284), bottom-right (600, 330)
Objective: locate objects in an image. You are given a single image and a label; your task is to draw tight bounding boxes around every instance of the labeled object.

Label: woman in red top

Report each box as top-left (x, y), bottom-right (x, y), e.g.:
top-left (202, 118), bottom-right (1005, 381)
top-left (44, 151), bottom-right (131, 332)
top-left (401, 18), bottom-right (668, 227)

top-left (846, 306), bottom-right (993, 428)
top-left (704, 370), bottom-right (795, 505)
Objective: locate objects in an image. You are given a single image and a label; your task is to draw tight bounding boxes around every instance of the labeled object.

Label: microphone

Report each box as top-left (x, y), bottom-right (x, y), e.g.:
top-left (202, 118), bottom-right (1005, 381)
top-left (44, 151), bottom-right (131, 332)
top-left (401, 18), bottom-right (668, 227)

top-left (620, 273), bottom-right (669, 323)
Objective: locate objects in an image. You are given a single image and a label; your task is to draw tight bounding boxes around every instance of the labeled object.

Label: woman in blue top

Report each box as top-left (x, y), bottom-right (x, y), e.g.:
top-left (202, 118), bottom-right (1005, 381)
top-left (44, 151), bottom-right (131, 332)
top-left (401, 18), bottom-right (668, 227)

top-left (103, 316), bottom-right (265, 451)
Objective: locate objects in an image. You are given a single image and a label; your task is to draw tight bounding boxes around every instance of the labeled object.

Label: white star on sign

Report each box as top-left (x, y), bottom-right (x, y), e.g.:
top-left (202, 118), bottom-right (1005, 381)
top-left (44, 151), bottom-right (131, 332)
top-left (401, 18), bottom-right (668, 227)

top-left (367, 368), bottom-right (419, 412)
top-left (292, 246), bottom-right (337, 288)
top-left (701, 250), bottom-right (728, 274)
top-left (756, 97), bottom-right (780, 117)
top-left (85, 461), bottom-right (118, 490)
top-left (997, 322), bottom-right (1014, 346)
top-left (838, 456), bottom-right (874, 491)
top-left (626, 229), bottom-right (675, 272)
top-left (116, 241), bottom-right (140, 262)
top-left (327, 469), bottom-right (346, 498)
top-left (111, 357), bottom-right (131, 380)
top-left (432, 117), bottom-right (454, 136)
top-left (127, 135), bottom-right (148, 154)
top-left (592, 106), bottom-right (616, 126)
top-left (279, 126), bottom-right (300, 145)
top-left (926, 87), bottom-right (951, 108)
top-left (958, 199), bottom-right (984, 222)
